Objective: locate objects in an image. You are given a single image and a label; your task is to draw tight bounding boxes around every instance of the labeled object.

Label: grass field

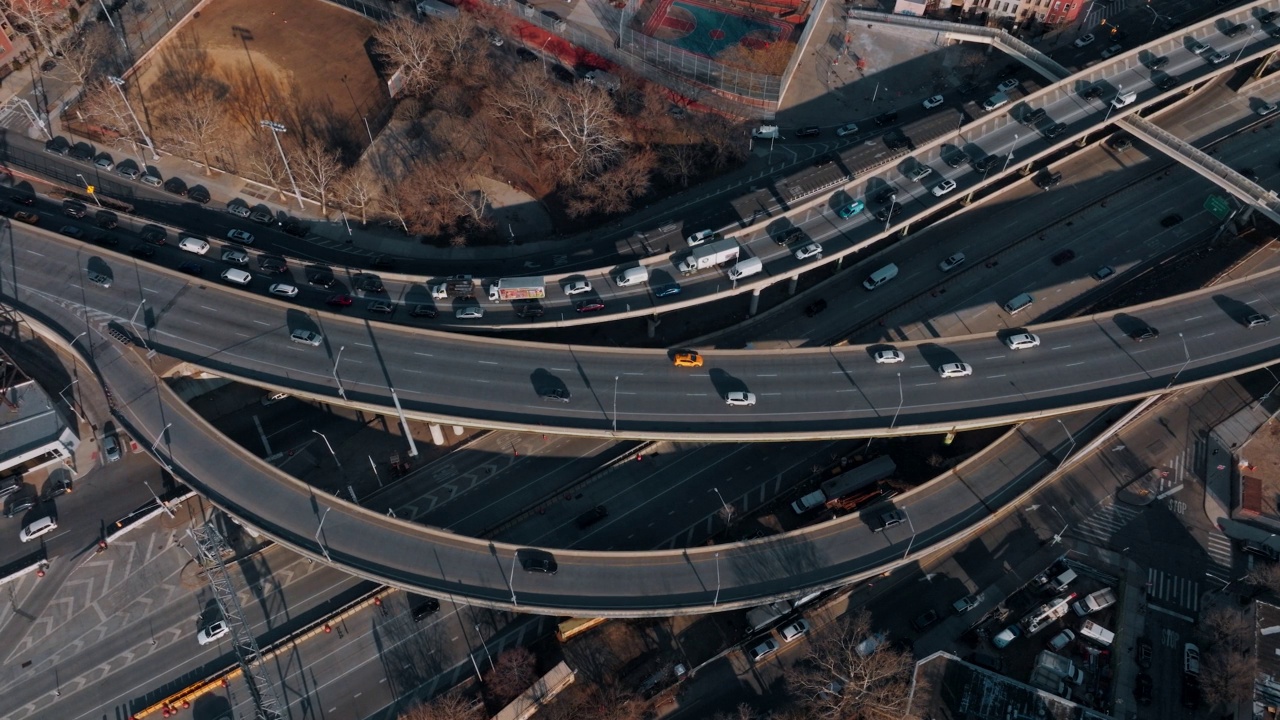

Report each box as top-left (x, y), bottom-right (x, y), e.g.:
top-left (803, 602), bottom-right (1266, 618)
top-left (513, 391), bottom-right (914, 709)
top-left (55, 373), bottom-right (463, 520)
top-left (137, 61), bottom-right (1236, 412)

top-left (131, 0), bottom-right (387, 153)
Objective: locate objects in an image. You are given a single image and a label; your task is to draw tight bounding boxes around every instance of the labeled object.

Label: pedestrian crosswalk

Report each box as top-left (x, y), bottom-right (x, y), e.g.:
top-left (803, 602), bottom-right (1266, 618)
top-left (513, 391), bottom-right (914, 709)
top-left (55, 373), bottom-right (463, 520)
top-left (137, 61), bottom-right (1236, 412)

top-left (1147, 568), bottom-right (1200, 613)
top-left (1205, 532), bottom-right (1234, 570)
top-left (1071, 499), bottom-right (1141, 544)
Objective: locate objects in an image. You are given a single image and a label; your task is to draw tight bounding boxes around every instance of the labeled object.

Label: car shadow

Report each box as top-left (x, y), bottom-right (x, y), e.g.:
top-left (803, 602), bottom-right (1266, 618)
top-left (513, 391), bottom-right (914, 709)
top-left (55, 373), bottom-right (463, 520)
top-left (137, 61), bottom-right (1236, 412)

top-left (1211, 293), bottom-right (1260, 326)
top-left (916, 342), bottom-right (961, 371)
top-left (708, 367), bottom-right (748, 399)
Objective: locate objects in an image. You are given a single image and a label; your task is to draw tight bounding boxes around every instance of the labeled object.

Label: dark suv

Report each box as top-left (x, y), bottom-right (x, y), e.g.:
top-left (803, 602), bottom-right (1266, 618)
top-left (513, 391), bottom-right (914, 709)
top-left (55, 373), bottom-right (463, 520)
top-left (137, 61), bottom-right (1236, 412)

top-left (576, 505), bottom-right (608, 529)
top-left (62, 199), bottom-right (87, 219)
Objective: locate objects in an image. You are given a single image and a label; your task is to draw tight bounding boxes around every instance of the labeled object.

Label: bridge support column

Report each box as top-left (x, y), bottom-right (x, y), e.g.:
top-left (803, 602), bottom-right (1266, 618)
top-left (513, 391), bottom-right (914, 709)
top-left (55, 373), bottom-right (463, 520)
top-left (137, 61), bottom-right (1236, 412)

top-left (835, 255), bottom-right (844, 270)
top-left (748, 288), bottom-right (762, 316)
top-left (647, 315), bottom-right (660, 338)
top-left (788, 275), bottom-right (799, 295)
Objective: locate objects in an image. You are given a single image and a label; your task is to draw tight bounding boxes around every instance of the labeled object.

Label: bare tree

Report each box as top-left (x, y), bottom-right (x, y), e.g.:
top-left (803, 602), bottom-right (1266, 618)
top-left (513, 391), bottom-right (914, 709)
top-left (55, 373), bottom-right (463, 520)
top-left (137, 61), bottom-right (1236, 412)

top-left (243, 133), bottom-right (289, 201)
top-left (787, 612), bottom-right (917, 720)
top-left (716, 40), bottom-right (796, 75)
top-left (543, 680), bottom-right (644, 720)
top-left (660, 138), bottom-right (702, 188)
top-left (1202, 646), bottom-right (1254, 708)
top-left (377, 175), bottom-right (412, 233)
top-left (1248, 562), bottom-right (1280, 596)
top-left (79, 77), bottom-right (136, 142)
top-left (538, 83), bottom-right (626, 184)
top-left (58, 23), bottom-right (113, 89)
top-left (486, 65), bottom-right (553, 143)
top-left (564, 147), bottom-right (653, 218)
top-left (2, 0), bottom-right (67, 59)
top-left (336, 163), bottom-right (379, 225)
top-left (293, 138), bottom-right (344, 215)
top-left (372, 16), bottom-right (444, 98)
top-left (483, 646), bottom-right (537, 706)
top-left (398, 687), bottom-right (483, 720)
top-left (432, 13), bottom-right (484, 78)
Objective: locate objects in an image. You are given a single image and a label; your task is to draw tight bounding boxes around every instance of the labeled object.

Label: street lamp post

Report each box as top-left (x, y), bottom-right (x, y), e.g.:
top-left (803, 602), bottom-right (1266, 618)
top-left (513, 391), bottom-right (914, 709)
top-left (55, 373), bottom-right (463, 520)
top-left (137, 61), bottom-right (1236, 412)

top-left (107, 75), bottom-right (158, 162)
top-left (143, 480), bottom-right (176, 518)
top-left (612, 375), bottom-right (619, 435)
top-left (902, 508), bottom-right (917, 560)
top-left (889, 373), bottom-right (904, 430)
top-left (258, 120), bottom-right (305, 210)
top-left (1168, 332), bottom-right (1191, 389)
top-left (1002, 133), bottom-right (1018, 174)
top-left (149, 422), bottom-right (173, 472)
top-left (713, 552), bottom-right (721, 607)
top-left (1235, 26), bottom-right (1257, 65)
top-left (1056, 419), bottom-right (1077, 470)
top-left (314, 506), bottom-right (332, 562)
top-left (1103, 83), bottom-right (1122, 123)
top-left (711, 487), bottom-right (732, 524)
top-left (75, 174), bottom-right (101, 206)
top-left (475, 624), bottom-right (495, 671)
top-left (508, 550), bottom-right (519, 606)
top-left (312, 429), bottom-right (342, 470)
top-left (331, 345), bottom-right (347, 400)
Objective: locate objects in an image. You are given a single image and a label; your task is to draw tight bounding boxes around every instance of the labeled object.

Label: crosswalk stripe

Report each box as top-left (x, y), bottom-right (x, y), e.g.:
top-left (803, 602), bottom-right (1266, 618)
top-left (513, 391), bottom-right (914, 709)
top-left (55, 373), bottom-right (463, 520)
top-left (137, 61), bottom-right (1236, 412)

top-left (1147, 568), bottom-right (1200, 612)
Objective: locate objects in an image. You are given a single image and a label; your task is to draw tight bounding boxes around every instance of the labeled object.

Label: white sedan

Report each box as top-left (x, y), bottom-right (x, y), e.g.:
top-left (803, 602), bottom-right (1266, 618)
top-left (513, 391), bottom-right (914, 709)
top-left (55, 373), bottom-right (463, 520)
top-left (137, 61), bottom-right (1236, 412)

top-left (1073, 33), bottom-right (1095, 48)
top-left (793, 242), bottom-right (823, 260)
top-left (686, 229), bottom-right (717, 246)
top-left (939, 362), bottom-right (973, 378)
top-left (932, 178), bottom-right (957, 197)
top-left (226, 229), bottom-right (255, 245)
top-left (1005, 332), bottom-right (1041, 350)
top-left (563, 279), bottom-right (592, 295)
top-left (197, 620), bottom-right (230, 645)
top-left (938, 252), bottom-right (965, 271)
top-left (268, 283), bottom-right (298, 298)
top-left (922, 95), bottom-right (944, 109)
top-left (835, 122), bottom-right (859, 137)
top-left (725, 391), bottom-right (757, 406)
top-left (874, 349), bottom-right (905, 364)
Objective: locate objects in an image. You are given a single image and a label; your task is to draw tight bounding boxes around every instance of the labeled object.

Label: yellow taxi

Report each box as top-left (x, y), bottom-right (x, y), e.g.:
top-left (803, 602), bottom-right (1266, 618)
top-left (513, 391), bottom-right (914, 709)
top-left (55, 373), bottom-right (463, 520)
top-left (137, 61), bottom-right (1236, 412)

top-left (673, 351), bottom-right (703, 368)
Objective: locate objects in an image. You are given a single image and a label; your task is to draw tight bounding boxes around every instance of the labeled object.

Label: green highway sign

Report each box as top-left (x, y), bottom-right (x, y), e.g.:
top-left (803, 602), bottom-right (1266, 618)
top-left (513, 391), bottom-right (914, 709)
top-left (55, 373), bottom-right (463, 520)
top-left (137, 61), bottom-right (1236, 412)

top-left (1204, 194), bottom-right (1231, 220)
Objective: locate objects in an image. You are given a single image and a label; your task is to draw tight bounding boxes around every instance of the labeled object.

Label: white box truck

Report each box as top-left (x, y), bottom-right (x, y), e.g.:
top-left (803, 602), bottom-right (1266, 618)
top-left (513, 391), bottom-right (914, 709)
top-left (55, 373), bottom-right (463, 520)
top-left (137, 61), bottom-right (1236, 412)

top-left (791, 490), bottom-right (827, 514)
top-left (679, 238), bottom-right (740, 275)
top-left (1078, 620), bottom-right (1115, 646)
top-left (488, 277), bottom-right (545, 301)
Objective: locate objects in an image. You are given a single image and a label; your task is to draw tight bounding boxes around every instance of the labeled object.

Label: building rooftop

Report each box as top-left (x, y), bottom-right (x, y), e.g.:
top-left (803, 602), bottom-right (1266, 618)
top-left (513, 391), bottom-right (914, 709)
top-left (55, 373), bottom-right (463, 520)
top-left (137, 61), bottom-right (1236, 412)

top-left (0, 357), bottom-right (77, 477)
top-left (910, 651), bottom-right (1110, 720)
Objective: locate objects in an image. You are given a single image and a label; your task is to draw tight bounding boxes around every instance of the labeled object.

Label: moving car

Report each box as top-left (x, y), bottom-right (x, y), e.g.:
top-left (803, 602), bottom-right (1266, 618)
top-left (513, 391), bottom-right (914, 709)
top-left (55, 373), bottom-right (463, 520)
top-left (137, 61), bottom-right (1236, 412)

top-left (673, 352), bottom-right (703, 368)
top-left (912, 609), bottom-right (939, 631)
top-left (938, 252), bottom-right (965, 271)
top-left (268, 283), bottom-right (298, 298)
top-left (725, 391), bottom-right (756, 406)
top-left (835, 122), bottom-right (859, 137)
top-left (932, 178), bottom-right (957, 196)
top-left (875, 509), bottom-right (907, 531)
top-left (409, 304), bottom-right (438, 319)
top-left (939, 363), bottom-right (973, 378)
top-left (686, 229), bottom-right (718, 246)
top-left (19, 515), bottom-right (58, 543)
top-left (575, 299), bottom-right (605, 313)
top-left (795, 126), bottom-right (820, 138)
top-left (542, 388), bottom-right (571, 403)
top-left (1245, 313), bottom-right (1271, 328)
top-left (874, 349), bottom-right (905, 364)
top-left (368, 301), bottom-right (396, 315)
top-left (576, 505), bottom-right (608, 529)
top-left (837, 200), bottom-right (865, 218)
top-left (197, 620), bottom-right (230, 646)
top-left (563, 280), bottom-right (592, 295)
top-left (922, 95), bottom-right (944, 109)
top-left (102, 433), bottom-right (122, 462)
top-left (1005, 332), bottom-right (1040, 350)
top-left (908, 164), bottom-right (933, 181)
top-left (456, 306), bottom-right (485, 320)
top-left (1051, 249), bottom-right (1076, 265)
top-left (997, 78), bottom-right (1019, 92)
top-left (12, 211), bottom-right (38, 225)
top-left (1074, 33), bottom-right (1095, 47)
top-left (794, 242), bottom-right (823, 260)
top-left (226, 229), bottom-right (255, 245)
top-left (326, 294), bottom-right (354, 307)
top-left (519, 549), bottom-right (558, 574)
top-left (1131, 326), bottom-right (1159, 342)
top-left (290, 329), bottom-right (323, 346)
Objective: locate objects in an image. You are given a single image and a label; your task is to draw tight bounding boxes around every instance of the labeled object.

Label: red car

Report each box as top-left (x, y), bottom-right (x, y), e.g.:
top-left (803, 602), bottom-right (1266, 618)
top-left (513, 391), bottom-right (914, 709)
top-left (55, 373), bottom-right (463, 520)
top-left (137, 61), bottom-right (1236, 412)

top-left (326, 294), bottom-right (354, 307)
top-left (575, 299), bottom-right (605, 313)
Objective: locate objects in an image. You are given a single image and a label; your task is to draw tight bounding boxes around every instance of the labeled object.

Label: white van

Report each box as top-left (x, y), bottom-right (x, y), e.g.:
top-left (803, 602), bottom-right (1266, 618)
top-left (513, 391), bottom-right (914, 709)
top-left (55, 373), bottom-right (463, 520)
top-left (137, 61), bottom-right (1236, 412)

top-left (1079, 620), bottom-right (1115, 646)
top-left (179, 236), bottom-right (210, 255)
top-left (1003, 292), bottom-right (1034, 314)
top-left (220, 268), bottom-right (251, 285)
top-left (19, 515), bottom-right (58, 542)
top-left (728, 256), bottom-right (763, 280)
top-left (1111, 90), bottom-right (1136, 109)
top-left (615, 266), bottom-right (650, 286)
top-left (863, 263), bottom-right (899, 290)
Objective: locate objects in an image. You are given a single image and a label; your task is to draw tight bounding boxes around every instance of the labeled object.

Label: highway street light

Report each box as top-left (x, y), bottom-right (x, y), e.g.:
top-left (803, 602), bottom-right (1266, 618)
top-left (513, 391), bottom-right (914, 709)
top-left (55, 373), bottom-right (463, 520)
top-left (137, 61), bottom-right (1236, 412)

top-left (1235, 25), bottom-right (1260, 65)
top-left (332, 345), bottom-right (347, 400)
top-left (612, 375), bottom-right (619, 435)
top-left (314, 506), bottom-right (332, 562)
top-left (107, 75), bottom-right (158, 162)
top-left (475, 624), bottom-right (495, 671)
top-left (258, 120), bottom-right (305, 210)
top-left (713, 552), bottom-right (721, 607)
top-left (711, 487), bottom-right (732, 524)
top-left (312, 429), bottom-right (342, 471)
top-left (1167, 332), bottom-right (1190, 389)
top-left (149, 422), bottom-right (173, 472)
top-left (1056, 419), bottom-right (1077, 471)
top-left (1002, 133), bottom-right (1018, 174)
top-left (143, 479), bottom-right (175, 518)
top-left (508, 550), bottom-right (519, 606)
top-left (1103, 83), bottom-right (1122, 124)
top-left (889, 372), bottom-right (904, 430)
top-left (901, 508), bottom-right (917, 560)
top-left (75, 174), bottom-right (101, 207)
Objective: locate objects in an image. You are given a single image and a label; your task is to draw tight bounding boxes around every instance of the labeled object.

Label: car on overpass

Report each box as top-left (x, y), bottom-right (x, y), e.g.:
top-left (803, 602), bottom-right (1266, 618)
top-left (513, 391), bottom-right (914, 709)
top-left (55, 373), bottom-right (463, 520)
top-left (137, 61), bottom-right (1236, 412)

top-left (673, 351), bottom-right (703, 368)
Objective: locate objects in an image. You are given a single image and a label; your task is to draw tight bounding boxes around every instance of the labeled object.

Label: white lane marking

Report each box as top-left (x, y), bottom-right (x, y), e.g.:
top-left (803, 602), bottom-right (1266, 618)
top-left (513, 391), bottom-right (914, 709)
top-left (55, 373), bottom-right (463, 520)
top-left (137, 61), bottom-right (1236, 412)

top-left (756, 373), bottom-right (778, 377)
top-left (984, 355), bottom-right (1005, 360)
top-left (201, 306), bottom-right (218, 312)
top-left (987, 374), bottom-right (1005, 378)
top-left (414, 352), bottom-right (433, 357)
top-left (254, 320), bottom-right (270, 326)
top-left (355, 342), bottom-right (373, 348)
top-left (1065, 361), bottom-right (1085, 367)
top-left (402, 369), bottom-right (424, 374)
top-left (623, 372), bottom-right (645, 376)
top-left (550, 367), bottom-right (573, 372)
top-left (142, 287), bottom-right (159, 294)
top-left (478, 361), bottom-right (498, 365)
top-left (1051, 345), bottom-right (1070, 350)
top-left (1183, 315), bottom-right (1202, 321)
top-left (23, 249), bottom-right (44, 256)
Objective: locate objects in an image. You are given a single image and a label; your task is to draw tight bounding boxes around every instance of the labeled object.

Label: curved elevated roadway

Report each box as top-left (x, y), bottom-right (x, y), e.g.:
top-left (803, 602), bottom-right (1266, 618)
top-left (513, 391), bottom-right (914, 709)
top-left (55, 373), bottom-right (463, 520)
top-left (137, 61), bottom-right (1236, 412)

top-left (7, 226), bottom-right (1280, 440)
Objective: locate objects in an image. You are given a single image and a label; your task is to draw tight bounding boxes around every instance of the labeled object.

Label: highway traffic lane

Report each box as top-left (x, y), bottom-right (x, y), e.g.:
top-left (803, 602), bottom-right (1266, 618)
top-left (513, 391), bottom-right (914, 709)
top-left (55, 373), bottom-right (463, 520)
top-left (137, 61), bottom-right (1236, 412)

top-left (8, 239), bottom-right (1280, 437)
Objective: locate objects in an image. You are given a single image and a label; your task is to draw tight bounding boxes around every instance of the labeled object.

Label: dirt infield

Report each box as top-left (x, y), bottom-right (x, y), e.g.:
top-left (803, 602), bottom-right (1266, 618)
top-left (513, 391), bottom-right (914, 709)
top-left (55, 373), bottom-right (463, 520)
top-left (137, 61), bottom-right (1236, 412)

top-left (132, 0), bottom-right (387, 150)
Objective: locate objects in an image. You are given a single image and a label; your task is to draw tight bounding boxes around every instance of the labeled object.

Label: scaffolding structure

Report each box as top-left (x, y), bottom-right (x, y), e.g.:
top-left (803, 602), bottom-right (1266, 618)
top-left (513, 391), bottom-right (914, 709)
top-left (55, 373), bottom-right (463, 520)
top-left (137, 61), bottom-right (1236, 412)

top-left (191, 524), bottom-right (285, 720)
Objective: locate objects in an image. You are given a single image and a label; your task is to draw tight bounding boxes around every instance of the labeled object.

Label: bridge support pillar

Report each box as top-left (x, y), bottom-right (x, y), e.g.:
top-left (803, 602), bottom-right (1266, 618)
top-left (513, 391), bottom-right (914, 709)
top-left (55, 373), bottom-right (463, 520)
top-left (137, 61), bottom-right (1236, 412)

top-left (647, 315), bottom-right (660, 338)
top-left (749, 288), bottom-right (762, 316)
top-left (835, 255), bottom-right (844, 270)
top-left (788, 275), bottom-right (799, 295)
